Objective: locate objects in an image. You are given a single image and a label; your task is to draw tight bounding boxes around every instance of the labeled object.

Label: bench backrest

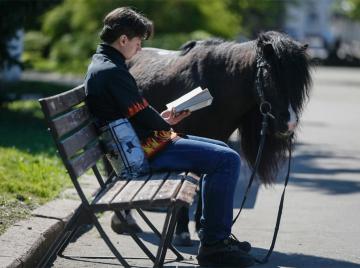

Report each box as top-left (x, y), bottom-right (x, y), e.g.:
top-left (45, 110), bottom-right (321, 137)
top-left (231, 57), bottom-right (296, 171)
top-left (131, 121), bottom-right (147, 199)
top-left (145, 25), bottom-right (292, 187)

top-left (39, 85), bottom-right (107, 201)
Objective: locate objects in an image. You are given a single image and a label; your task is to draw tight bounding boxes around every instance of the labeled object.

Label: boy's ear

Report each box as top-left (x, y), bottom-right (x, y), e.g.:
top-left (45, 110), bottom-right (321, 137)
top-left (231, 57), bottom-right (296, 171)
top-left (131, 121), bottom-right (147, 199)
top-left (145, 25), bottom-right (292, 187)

top-left (118, 35), bottom-right (128, 46)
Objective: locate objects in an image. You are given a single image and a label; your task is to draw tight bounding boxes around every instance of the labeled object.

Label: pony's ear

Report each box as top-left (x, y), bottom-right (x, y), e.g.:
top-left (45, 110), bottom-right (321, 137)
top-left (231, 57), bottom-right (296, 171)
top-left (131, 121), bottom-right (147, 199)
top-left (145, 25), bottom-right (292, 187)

top-left (263, 42), bottom-right (275, 56)
top-left (179, 40), bottom-right (197, 56)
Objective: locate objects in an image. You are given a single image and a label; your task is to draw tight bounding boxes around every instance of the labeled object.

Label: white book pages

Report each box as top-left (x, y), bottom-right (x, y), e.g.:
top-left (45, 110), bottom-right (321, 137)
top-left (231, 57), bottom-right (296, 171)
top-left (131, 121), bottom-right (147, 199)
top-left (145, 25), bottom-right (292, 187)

top-left (166, 87), bottom-right (213, 113)
top-left (185, 98), bottom-right (213, 112)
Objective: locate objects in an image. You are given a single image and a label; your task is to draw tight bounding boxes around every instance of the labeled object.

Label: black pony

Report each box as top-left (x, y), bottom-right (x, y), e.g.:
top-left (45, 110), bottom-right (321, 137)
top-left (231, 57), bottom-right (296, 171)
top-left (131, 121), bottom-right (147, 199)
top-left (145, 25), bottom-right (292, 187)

top-left (128, 31), bottom-right (312, 184)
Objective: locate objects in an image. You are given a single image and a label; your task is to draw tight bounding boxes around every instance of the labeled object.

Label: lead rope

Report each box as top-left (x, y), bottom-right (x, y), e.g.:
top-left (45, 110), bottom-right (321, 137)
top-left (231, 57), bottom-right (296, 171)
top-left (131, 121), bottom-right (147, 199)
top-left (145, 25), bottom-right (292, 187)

top-left (232, 112), bottom-right (269, 224)
top-left (231, 50), bottom-right (293, 263)
top-left (256, 141), bottom-right (292, 264)
top-left (231, 128), bottom-right (293, 264)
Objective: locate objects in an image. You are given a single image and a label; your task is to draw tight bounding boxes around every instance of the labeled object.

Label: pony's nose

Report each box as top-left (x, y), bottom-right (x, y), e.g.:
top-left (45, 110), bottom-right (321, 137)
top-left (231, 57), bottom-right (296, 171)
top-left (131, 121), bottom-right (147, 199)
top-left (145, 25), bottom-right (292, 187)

top-left (287, 121), bottom-right (297, 132)
top-left (287, 104), bottom-right (297, 132)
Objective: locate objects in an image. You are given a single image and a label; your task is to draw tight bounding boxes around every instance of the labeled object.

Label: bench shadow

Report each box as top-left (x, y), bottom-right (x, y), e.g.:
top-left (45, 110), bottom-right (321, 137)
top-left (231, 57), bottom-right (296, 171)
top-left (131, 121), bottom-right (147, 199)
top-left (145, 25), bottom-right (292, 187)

top-left (59, 246), bottom-right (360, 268)
top-left (250, 247), bottom-right (360, 268)
top-left (135, 231), bottom-right (200, 255)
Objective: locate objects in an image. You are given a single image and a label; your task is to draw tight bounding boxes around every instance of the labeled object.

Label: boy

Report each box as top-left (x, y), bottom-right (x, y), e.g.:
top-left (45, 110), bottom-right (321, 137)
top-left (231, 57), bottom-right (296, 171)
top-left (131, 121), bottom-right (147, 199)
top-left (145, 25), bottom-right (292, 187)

top-left (85, 7), bottom-right (254, 267)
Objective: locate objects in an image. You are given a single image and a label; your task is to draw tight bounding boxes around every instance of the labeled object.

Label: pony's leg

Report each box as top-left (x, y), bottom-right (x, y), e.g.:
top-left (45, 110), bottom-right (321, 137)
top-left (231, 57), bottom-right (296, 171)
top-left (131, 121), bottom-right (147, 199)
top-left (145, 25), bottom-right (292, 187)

top-left (175, 206), bottom-right (190, 234)
top-left (173, 207), bottom-right (192, 246)
top-left (194, 176), bottom-right (203, 233)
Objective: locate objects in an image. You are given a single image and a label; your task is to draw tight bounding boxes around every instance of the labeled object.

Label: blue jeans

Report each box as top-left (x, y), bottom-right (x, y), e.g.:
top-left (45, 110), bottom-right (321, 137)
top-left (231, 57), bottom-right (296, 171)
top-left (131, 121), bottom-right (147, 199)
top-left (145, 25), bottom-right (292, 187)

top-left (149, 135), bottom-right (241, 244)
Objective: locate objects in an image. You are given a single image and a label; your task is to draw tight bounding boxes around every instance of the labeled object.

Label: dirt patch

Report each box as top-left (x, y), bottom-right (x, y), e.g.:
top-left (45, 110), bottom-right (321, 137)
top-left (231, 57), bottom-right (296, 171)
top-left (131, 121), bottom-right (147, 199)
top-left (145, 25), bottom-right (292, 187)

top-left (0, 197), bottom-right (37, 235)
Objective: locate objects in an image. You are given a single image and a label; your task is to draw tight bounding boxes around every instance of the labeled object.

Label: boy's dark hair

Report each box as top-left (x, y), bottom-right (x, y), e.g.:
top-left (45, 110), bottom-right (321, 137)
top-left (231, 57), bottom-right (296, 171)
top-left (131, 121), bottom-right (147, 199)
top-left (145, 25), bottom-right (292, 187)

top-left (100, 7), bottom-right (153, 43)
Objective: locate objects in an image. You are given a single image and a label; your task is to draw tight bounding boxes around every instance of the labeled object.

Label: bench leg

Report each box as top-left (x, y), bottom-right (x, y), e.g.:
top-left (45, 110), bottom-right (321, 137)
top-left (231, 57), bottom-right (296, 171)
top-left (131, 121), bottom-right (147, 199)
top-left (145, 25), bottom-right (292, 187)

top-left (58, 209), bottom-right (93, 256)
top-left (154, 205), bottom-right (180, 268)
top-left (136, 208), bottom-right (184, 261)
top-left (114, 211), bottom-right (156, 262)
top-left (90, 211), bottom-right (131, 267)
top-left (37, 205), bottom-right (86, 268)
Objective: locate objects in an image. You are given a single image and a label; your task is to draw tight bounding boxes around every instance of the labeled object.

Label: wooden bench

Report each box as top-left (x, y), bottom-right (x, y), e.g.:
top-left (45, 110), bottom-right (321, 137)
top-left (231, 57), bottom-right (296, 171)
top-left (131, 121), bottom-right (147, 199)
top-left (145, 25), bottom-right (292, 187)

top-left (37, 85), bottom-right (199, 268)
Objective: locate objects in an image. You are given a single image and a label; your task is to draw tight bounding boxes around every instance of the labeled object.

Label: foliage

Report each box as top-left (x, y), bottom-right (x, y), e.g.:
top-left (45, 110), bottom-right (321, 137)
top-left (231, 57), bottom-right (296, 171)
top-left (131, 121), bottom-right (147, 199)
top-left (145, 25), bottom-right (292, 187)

top-left (27, 0), bottom-right (237, 73)
top-left (227, 0), bottom-right (287, 37)
top-left (20, 0), bottom-right (288, 74)
top-left (336, 0), bottom-right (360, 20)
top-left (144, 31), bottom-right (212, 50)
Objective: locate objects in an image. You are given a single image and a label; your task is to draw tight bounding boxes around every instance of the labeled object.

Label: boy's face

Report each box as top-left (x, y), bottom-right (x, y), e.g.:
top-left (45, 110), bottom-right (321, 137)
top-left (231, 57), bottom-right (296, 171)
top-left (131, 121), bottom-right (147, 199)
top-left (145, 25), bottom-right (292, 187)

top-left (119, 35), bottom-right (142, 60)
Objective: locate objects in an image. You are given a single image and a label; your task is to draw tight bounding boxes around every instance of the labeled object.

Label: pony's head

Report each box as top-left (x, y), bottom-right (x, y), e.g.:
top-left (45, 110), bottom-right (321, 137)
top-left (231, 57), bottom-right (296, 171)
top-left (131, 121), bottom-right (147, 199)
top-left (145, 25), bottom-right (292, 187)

top-left (255, 31), bottom-right (311, 137)
top-left (240, 31), bottom-right (312, 183)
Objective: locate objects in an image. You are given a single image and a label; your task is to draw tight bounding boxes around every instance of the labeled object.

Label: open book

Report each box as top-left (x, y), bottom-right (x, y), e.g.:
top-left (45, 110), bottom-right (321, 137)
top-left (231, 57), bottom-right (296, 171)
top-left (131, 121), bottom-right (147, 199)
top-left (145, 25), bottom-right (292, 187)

top-left (166, 87), bottom-right (213, 114)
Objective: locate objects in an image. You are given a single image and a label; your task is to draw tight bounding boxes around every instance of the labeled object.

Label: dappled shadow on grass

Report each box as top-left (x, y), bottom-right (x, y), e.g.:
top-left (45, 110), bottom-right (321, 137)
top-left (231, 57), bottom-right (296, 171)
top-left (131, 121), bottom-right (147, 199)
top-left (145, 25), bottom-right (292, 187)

top-left (0, 100), bottom-right (57, 156)
top-left (0, 80), bottom-right (69, 101)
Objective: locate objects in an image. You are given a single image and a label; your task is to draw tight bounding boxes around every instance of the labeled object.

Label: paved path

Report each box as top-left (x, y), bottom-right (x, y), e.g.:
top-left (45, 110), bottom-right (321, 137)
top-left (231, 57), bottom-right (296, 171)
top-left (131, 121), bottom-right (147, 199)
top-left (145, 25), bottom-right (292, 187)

top-left (53, 67), bottom-right (360, 268)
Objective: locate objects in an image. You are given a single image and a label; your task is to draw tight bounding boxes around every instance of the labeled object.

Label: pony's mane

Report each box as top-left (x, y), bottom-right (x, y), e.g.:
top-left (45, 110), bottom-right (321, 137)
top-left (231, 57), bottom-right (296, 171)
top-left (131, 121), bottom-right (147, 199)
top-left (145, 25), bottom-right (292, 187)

top-left (179, 38), bottom-right (225, 56)
top-left (240, 31), bottom-right (312, 183)
top-left (256, 31), bottom-right (312, 114)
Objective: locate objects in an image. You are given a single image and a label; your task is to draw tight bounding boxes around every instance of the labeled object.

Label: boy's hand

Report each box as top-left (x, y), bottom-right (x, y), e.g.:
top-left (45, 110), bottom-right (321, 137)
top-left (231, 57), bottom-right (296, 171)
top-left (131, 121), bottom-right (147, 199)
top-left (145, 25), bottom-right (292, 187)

top-left (161, 108), bottom-right (191, 125)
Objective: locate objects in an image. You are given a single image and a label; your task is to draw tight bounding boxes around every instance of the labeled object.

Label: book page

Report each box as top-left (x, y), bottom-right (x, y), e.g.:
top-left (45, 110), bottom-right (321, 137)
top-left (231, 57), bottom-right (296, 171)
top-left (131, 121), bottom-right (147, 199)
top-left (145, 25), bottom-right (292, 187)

top-left (166, 87), bottom-right (203, 109)
top-left (166, 87), bottom-right (213, 113)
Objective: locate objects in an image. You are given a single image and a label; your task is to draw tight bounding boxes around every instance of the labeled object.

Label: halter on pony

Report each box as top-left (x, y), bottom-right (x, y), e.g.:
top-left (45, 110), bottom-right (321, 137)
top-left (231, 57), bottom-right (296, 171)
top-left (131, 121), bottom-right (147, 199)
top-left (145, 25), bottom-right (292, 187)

top-left (232, 42), bottom-right (293, 264)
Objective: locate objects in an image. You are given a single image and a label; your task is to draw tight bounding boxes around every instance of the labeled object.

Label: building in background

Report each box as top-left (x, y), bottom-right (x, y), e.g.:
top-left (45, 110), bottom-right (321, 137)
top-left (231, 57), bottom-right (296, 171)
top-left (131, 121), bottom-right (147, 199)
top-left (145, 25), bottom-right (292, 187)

top-left (284, 0), bottom-right (360, 62)
top-left (284, 0), bottom-right (336, 60)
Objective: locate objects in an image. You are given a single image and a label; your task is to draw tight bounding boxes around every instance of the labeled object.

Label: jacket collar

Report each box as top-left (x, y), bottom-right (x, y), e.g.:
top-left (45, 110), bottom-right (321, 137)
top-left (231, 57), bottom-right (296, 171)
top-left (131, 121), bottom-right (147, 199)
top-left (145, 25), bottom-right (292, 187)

top-left (96, 43), bottom-right (126, 66)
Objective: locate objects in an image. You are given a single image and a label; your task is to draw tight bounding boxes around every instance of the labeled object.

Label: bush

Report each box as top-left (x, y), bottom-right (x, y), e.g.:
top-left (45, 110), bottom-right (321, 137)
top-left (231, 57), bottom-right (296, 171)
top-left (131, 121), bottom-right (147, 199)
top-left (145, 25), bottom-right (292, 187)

top-left (144, 30), bottom-right (213, 50)
top-left (24, 31), bottom-right (50, 52)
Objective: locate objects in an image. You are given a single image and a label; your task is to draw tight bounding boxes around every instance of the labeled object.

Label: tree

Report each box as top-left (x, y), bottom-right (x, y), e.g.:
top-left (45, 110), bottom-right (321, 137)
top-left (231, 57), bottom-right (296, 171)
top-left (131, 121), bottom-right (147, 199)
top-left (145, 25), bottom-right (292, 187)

top-left (23, 0), bottom-right (287, 74)
top-left (227, 0), bottom-right (286, 38)
top-left (33, 0), bottom-right (241, 73)
top-left (338, 0), bottom-right (360, 20)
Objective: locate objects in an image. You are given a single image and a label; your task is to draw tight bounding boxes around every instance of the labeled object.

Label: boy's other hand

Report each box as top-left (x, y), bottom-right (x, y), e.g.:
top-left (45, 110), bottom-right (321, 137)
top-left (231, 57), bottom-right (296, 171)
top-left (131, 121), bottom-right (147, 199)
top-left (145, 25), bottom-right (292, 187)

top-left (161, 108), bottom-right (191, 125)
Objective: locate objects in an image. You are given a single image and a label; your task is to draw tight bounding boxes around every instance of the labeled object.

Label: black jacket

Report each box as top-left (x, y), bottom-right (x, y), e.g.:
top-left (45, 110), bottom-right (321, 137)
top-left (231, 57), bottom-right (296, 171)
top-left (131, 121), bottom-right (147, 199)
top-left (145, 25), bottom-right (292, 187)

top-left (85, 44), bottom-right (178, 158)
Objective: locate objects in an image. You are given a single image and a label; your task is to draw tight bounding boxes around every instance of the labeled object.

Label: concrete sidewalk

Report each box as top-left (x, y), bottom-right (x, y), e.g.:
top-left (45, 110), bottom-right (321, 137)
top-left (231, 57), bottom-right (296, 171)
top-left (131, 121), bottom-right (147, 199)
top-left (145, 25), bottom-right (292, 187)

top-left (1, 66), bottom-right (360, 268)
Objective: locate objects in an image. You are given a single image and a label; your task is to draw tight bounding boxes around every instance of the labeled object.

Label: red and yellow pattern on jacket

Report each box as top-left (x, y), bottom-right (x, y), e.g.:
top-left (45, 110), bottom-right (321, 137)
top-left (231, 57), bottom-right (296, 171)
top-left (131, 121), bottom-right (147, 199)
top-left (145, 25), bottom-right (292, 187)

top-left (126, 98), bottom-right (178, 159)
top-left (142, 130), bottom-right (178, 158)
top-left (126, 98), bottom-right (149, 117)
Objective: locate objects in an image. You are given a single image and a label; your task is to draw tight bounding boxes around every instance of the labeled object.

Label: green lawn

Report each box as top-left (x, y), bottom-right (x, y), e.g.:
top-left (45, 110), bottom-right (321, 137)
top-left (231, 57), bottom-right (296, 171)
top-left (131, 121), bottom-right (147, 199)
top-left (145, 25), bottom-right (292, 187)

top-left (0, 81), bottom-right (72, 234)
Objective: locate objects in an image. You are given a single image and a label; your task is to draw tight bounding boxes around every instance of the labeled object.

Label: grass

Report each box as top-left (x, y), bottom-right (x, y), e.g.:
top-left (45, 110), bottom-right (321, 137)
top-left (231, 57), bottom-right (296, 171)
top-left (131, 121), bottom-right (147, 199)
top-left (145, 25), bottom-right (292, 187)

top-left (0, 81), bottom-right (72, 235)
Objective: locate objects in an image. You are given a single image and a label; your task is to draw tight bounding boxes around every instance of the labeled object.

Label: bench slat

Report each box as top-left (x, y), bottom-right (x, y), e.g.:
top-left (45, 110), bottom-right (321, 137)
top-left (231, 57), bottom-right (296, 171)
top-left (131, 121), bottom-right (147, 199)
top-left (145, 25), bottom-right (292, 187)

top-left (69, 142), bottom-right (102, 178)
top-left (131, 172), bottom-right (169, 206)
top-left (39, 85), bottom-right (85, 117)
top-left (60, 123), bottom-right (98, 158)
top-left (176, 179), bottom-right (198, 206)
top-left (151, 172), bottom-right (184, 205)
top-left (51, 105), bottom-right (91, 138)
top-left (97, 179), bottom-right (128, 205)
top-left (110, 174), bottom-right (149, 206)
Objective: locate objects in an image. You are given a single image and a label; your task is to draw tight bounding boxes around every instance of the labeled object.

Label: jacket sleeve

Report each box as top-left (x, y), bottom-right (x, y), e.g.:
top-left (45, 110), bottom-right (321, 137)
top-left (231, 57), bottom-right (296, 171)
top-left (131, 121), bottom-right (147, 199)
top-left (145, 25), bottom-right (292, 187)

top-left (106, 68), bottom-right (171, 131)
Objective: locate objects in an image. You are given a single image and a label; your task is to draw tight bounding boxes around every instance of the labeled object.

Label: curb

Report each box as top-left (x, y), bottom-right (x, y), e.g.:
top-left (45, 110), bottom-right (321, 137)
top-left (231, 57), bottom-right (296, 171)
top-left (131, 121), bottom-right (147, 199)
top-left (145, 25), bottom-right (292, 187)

top-left (0, 199), bottom-right (79, 268)
top-left (0, 174), bottom-right (98, 268)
